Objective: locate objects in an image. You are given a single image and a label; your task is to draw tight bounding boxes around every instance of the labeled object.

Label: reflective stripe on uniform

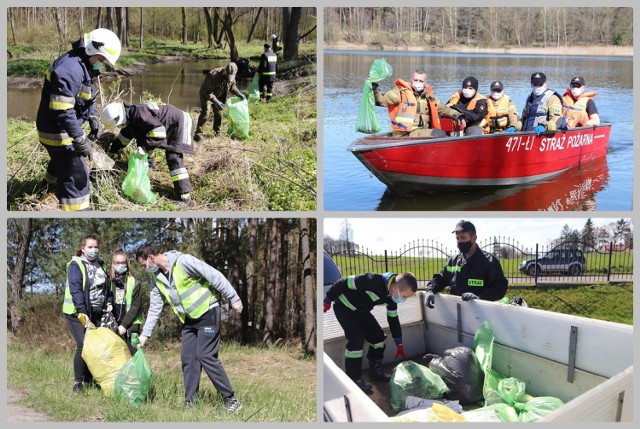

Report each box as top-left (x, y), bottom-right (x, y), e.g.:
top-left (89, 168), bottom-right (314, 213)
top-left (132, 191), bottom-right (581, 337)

top-left (387, 309), bottom-right (398, 318)
top-left (468, 279), bottom-right (484, 287)
top-left (170, 168), bottom-right (189, 182)
top-left (38, 131), bottom-right (73, 146)
top-left (118, 133), bottom-right (132, 145)
top-left (78, 84), bottom-right (92, 100)
top-left (346, 276), bottom-right (357, 290)
top-left (181, 111), bottom-right (193, 146)
top-left (60, 194), bottom-right (90, 211)
top-left (49, 94), bottom-right (76, 110)
top-left (365, 291), bottom-right (379, 301)
top-left (263, 72), bottom-right (276, 75)
top-left (446, 265), bottom-right (462, 272)
top-left (345, 349), bottom-right (364, 359)
top-left (148, 126), bottom-right (167, 139)
top-left (369, 340), bottom-right (386, 349)
top-left (337, 294), bottom-right (356, 311)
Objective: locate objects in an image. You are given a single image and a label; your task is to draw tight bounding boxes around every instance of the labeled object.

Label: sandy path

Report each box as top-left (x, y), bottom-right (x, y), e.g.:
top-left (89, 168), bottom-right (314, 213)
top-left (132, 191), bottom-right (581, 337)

top-left (6, 387), bottom-right (51, 422)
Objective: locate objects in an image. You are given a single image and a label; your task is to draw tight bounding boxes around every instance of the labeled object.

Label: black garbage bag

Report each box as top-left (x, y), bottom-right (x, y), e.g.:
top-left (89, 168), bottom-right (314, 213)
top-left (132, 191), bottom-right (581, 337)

top-left (425, 346), bottom-right (484, 405)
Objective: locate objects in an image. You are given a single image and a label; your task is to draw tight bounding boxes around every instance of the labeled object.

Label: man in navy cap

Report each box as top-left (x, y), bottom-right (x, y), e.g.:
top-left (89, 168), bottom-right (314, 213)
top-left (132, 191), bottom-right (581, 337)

top-left (562, 76), bottom-right (600, 127)
top-left (521, 72), bottom-right (567, 136)
top-left (424, 220), bottom-right (508, 309)
top-left (486, 80), bottom-right (522, 133)
top-left (447, 76), bottom-right (489, 135)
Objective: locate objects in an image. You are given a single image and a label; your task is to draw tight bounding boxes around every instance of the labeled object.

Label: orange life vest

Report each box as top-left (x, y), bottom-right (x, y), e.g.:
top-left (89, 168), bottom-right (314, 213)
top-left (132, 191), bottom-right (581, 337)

top-left (486, 94), bottom-right (514, 131)
top-left (448, 90), bottom-right (491, 133)
top-left (388, 79), bottom-right (441, 132)
top-left (562, 90), bottom-right (596, 127)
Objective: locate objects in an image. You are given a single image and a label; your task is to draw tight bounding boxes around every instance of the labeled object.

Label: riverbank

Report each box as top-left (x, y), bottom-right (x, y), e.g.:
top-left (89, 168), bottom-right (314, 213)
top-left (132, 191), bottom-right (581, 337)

top-left (324, 42), bottom-right (633, 57)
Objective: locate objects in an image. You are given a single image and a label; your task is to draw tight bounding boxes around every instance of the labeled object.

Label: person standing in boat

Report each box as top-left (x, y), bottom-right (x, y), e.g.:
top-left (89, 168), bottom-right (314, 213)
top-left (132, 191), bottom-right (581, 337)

top-left (447, 76), bottom-right (490, 135)
top-left (424, 220), bottom-right (508, 310)
top-left (485, 81), bottom-right (522, 133)
top-left (521, 72), bottom-right (567, 136)
top-left (562, 76), bottom-right (600, 127)
top-left (372, 68), bottom-right (464, 138)
top-left (323, 272), bottom-right (418, 394)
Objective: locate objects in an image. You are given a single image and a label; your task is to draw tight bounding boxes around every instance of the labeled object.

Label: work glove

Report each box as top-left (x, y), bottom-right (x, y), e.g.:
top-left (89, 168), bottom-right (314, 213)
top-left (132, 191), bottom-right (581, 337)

top-left (323, 300), bottom-right (332, 313)
top-left (231, 300), bottom-right (244, 313)
top-left (117, 325), bottom-right (127, 336)
top-left (109, 138), bottom-right (126, 154)
top-left (395, 344), bottom-right (407, 360)
top-left (461, 292), bottom-right (479, 301)
top-left (236, 92), bottom-right (246, 100)
top-left (106, 303), bottom-right (113, 313)
top-left (88, 117), bottom-right (101, 141)
top-left (213, 99), bottom-right (225, 111)
top-left (77, 313), bottom-right (95, 329)
top-left (534, 124), bottom-right (546, 136)
top-left (72, 136), bottom-right (94, 162)
top-left (371, 82), bottom-right (379, 91)
top-left (504, 126), bottom-right (516, 133)
top-left (424, 291), bottom-right (435, 309)
top-left (138, 335), bottom-right (148, 349)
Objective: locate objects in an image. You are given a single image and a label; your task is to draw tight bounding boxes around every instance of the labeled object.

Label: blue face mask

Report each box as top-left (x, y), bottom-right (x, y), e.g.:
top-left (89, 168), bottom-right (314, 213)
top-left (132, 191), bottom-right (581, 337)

top-left (392, 294), bottom-right (406, 304)
top-left (93, 61), bottom-right (105, 71)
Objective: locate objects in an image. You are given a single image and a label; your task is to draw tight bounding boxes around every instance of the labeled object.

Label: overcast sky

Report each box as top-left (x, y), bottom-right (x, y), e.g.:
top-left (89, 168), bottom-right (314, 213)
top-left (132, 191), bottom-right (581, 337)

top-left (323, 217), bottom-right (630, 253)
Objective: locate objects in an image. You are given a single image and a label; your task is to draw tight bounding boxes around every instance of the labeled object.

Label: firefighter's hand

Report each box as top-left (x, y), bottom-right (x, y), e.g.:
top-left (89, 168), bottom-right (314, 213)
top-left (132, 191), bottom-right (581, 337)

top-left (214, 100), bottom-right (225, 111)
top-left (138, 335), bottom-right (148, 349)
top-left (231, 300), bottom-right (243, 313)
top-left (504, 126), bottom-right (516, 133)
top-left (117, 325), bottom-right (127, 336)
top-left (237, 92), bottom-right (246, 100)
top-left (88, 117), bottom-right (101, 141)
top-left (371, 82), bottom-right (379, 91)
top-left (323, 300), bottom-right (331, 313)
top-left (534, 124), bottom-right (546, 136)
top-left (395, 344), bottom-right (407, 360)
top-left (462, 292), bottom-right (479, 301)
top-left (73, 136), bottom-right (94, 161)
top-left (424, 291), bottom-right (435, 309)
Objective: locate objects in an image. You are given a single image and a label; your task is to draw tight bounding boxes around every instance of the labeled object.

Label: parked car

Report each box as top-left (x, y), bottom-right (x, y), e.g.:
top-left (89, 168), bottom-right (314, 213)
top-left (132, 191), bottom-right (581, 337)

top-left (323, 251), bottom-right (343, 295)
top-left (519, 248), bottom-right (586, 276)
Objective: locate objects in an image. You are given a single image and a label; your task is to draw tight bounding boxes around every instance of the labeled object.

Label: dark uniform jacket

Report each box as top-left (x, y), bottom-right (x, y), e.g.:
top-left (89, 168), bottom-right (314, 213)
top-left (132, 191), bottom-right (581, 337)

top-left (68, 258), bottom-right (113, 319)
top-left (449, 95), bottom-right (489, 127)
top-left (36, 41), bottom-right (98, 143)
top-left (115, 102), bottom-right (194, 155)
top-left (199, 66), bottom-right (241, 105)
top-left (258, 50), bottom-right (278, 82)
top-left (426, 250), bottom-right (508, 301)
top-left (324, 273), bottom-right (402, 340)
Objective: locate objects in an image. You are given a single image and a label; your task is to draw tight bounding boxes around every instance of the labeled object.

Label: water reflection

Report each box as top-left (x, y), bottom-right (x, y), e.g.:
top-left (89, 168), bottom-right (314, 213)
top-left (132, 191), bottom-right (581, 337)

top-left (376, 156), bottom-right (609, 211)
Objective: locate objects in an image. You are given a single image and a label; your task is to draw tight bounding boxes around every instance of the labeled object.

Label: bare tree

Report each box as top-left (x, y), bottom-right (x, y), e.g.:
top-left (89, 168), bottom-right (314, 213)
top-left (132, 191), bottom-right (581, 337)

top-left (9, 219), bottom-right (33, 334)
top-left (222, 8), bottom-right (239, 62)
top-left (203, 7), bottom-right (214, 48)
top-left (139, 7), bottom-right (143, 49)
top-left (246, 7), bottom-right (262, 43)
top-left (262, 219), bottom-right (278, 346)
top-left (181, 7), bottom-right (187, 45)
top-left (339, 219), bottom-right (354, 254)
top-left (245, 218), bottom-right (258, 340)
top-left (301, 218), bottom-right (315, 354)
top-left (283, 7), bottom-right (302, 61)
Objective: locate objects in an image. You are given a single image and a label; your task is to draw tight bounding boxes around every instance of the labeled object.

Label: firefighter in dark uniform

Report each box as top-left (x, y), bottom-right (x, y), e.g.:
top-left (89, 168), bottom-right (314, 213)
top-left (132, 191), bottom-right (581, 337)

top-left (270, 34), bottom-right (282, 55)
top-left (424, 220), bottom-right (508, 309)
top-left (102, 101), bottom-right (195, 206)
top-left (323, 272), bottom-right (418, 394)
top-left (36, 28), bottom-right (121, 211)
top-left (193, 62), bottom-right (246, 142)
top-left (258, 43), bottom-right (277, 103)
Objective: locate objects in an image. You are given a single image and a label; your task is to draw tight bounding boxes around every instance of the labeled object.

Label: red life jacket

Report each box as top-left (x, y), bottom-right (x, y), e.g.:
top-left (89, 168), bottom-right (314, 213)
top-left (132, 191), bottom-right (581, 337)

top-left (388, 79), bottom-right (441, 132)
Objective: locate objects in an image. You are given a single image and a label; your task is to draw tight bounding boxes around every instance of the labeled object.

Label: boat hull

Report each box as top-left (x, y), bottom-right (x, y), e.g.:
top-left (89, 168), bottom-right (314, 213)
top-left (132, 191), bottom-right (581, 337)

top-left (348, 125), bottom-right (611, 192)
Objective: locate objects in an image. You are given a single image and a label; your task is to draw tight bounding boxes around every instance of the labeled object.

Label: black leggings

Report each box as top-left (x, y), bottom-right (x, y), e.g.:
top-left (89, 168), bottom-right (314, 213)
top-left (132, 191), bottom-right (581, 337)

top-left (65, 312), bottom-right (102, 383)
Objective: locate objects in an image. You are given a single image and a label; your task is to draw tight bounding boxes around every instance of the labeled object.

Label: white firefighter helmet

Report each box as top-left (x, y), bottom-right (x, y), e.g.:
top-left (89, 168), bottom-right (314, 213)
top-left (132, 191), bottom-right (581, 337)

top-left (100, 102), bottom-right (127, 129)
top-left (270, 34), bottom-right (277, 40)
top-left (83, 28), bottom-right (122, 66)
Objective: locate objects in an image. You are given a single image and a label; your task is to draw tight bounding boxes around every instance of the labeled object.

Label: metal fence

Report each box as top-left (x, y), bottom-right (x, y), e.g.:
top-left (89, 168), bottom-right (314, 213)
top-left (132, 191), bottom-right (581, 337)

top-left (326, 237), bottom-right (633, 287)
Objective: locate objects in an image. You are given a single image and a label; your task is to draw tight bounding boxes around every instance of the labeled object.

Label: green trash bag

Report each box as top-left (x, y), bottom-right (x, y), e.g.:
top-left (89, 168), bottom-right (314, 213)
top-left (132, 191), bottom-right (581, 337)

top-left (356, 80), bottom-right (380, 134)
top-left (368, 58), bottom-right (393, 83)
top-left (390, 360), bottom-right (449, 411)
top-left (248, 74), bottom-right (260, 103)
top-left (115, 349), bottom-right (153, 405)
top-left (497, 377), bottom-right (527, 405)
top-left (121, 151), bottom-right (157, 204)
top-left (473, 320), bottom-right (502, 405)
top-left (226, 96), bottom-right (250, 140)
top-left (515, 396), bottom-right (565, 422)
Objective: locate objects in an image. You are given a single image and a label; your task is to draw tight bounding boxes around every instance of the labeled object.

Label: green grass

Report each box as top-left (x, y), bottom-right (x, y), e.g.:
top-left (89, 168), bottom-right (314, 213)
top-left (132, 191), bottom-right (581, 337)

top-left (7, 339), bottom-right (316, 422)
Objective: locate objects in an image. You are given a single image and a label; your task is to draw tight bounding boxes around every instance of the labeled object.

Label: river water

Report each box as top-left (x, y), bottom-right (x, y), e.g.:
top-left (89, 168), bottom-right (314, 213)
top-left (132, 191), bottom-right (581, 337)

top-left (323, 51), bottom-right (633, 211)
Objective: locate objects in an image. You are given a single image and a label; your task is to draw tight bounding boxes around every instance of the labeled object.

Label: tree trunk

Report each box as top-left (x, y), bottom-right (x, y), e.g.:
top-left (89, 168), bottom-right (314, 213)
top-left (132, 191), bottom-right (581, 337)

top-left (139, 7), bottom-right (143, 49)
top-left (301, 218), bottom-right (315, 354)
top-left (115, 7), bottom-right (127, 48)
top-left (181, 7), bottom-right (187, 45)
top-left (246, 7), bottom-right (263, 43)
top-left (105, 7), bottom-right (113, 31)
top-left (9, 219), bottom-right (33, 335)
top-left (213, 8), bottom-right (224, 46)
top-left (9, 8), bottom-right (17, 46)
top-left (262, 219), bottom-right (278, 346)
top-left (223, 8), bottom-right (239, 62)
top-left (226, 219), bottom-right (241, 340)
top-left (204, 7), bottom-right (214, 48)
top-left (53, 7), bottom-right (66, 47)
top-left (95, 7), bottom-right (102, 29)
top-left (245, 218), bottom-right (258, 340)
top-left (283, 7), bottom-right (301, 61)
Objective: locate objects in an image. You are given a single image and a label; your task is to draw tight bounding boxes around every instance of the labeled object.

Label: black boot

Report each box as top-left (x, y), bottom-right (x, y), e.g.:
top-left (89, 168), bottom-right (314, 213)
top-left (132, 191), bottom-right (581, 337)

top-left (72, 381), bottom-right (84, 394)
top-left (353, 378), bottom-right (373, 394)
top-left (369, 359), bottom-right (391, 382)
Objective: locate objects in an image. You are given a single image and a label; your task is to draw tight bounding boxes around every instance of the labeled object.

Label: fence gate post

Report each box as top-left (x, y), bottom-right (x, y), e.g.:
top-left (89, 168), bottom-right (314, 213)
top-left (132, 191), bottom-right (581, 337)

top-left (384, 250), bottom-right (388, 273)
top-left (607, 242), bottom-right (613, 283)
top-left (535, 243), bottom-right (539, 287)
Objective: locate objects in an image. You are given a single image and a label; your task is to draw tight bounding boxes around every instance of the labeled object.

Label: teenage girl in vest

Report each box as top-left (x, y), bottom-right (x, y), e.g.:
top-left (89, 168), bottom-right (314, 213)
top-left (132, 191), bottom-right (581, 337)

top-left (110, 249), bottom-right (143, 355)
top-left (63, 234), bottom-right (112, 393)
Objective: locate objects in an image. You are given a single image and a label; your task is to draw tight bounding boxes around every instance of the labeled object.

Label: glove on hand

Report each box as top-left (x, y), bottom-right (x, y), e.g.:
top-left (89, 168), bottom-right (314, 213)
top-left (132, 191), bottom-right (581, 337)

top-left (106, 304), bottom-right (113, 313)
top-left (138, 335), bottom-right (148, 349)
top-left (323, 300), bottom-right (331, 313)
top-left (232, 300), bottom-right (244, 313)
top-left (237, 92), bottom-right (246, 100)
top-left (534, 124), bottom-right (546, 136)
top-left (78, 313), bottom-right (95, 329)
top-left (424, 291), bottom-right (435, 309)
top-left (395, 344), bottom-right (407, 360)
top-left (73, 136), bottom-right (93, 161)
top-left (461, 292), bottom-right (479, 301)
top-left (117, 325), bottom-right (127, 336)
top-left (371, 82), bottom-right (379, 91)
top-left (504, 126), bottom-right (516, 133)
top-left (88, 117), bottom-right (101, 141)
top-left (214, 100), bottom-right (225, 111)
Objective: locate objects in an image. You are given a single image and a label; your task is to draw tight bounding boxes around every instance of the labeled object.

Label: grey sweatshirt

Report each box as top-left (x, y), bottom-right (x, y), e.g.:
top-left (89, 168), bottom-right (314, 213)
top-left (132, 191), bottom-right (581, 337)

top-left (141, 250), bottom-right (240, 337)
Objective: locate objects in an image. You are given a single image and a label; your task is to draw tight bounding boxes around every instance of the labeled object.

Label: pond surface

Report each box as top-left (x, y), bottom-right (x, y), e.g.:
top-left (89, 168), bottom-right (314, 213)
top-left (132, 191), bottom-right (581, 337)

top-left (323, 51), bottom-right (633, 211)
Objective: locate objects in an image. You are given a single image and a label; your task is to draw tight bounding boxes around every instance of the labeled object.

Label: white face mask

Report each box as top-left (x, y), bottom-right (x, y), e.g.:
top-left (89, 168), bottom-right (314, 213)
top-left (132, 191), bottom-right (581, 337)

top-left (411, 81), bottom-right (425, 93)
top-left (114, 264), bottom-right (128, 275)
top-left (491, 91), bottom-right (503, 101)
top-left (531, 85), bottom-right (546, 96)
top-left (570, 86), bottom-right (585, 98)
top-left (462, 88), bottom-right (476, 99)
top-left (145, 257), bottom-right (160, 274)
top-left (85, 248), bottom-right (99, 260)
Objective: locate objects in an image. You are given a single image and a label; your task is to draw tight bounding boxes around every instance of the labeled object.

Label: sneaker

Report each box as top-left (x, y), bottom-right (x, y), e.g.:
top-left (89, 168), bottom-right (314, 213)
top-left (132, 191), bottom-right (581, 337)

top-left (354, 378), bottom-right (373, 394)
top-left (179, 195), bottom-right (192, 206)
top-left (72, 381), bottom-right (84, 394)
top-left (223, 396), bottom-right (242, 413)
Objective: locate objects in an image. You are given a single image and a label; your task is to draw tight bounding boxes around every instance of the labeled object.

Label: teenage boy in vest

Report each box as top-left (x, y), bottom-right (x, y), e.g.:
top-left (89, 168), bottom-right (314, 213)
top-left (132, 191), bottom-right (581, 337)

top-left (135, 244), bottom-right (244, 412)
top-left (323, 271), bottom-right (418, 394)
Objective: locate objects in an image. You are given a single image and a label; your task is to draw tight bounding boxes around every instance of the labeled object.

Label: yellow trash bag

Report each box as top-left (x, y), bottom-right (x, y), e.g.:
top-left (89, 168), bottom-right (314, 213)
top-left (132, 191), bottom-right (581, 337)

top-left (81, 327), bottom-right (131, 396)
top-left (428, 403), bottom-right (467, 422)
